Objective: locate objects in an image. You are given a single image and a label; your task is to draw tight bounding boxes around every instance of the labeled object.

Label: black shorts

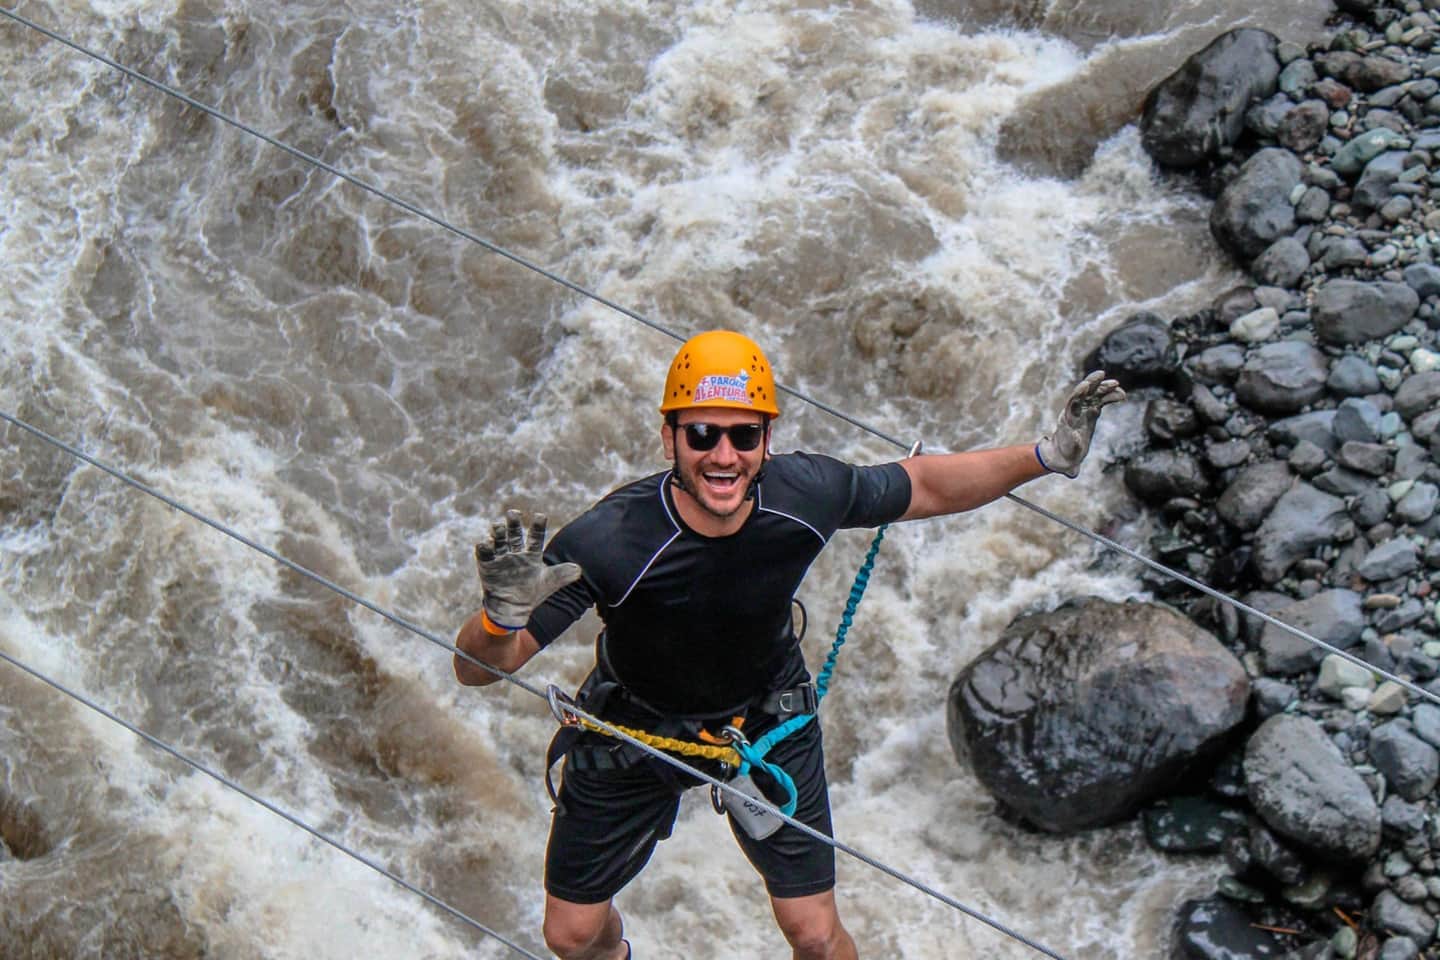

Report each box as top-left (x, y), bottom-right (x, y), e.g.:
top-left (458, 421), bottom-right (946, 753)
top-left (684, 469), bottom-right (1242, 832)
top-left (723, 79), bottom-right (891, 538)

top-left (543, 715), bottom-right (835, 904)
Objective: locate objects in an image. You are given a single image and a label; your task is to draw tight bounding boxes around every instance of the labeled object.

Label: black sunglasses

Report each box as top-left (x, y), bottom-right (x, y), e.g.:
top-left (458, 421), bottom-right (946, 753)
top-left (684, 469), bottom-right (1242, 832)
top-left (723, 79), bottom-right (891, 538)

top-left (677, 421), bottom-right (767, 452)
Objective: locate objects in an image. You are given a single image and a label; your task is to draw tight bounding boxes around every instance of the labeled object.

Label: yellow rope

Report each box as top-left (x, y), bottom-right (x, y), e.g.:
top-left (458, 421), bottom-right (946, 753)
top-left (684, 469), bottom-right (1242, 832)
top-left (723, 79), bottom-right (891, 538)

top-left (578, 717), bottom-right (740, 766)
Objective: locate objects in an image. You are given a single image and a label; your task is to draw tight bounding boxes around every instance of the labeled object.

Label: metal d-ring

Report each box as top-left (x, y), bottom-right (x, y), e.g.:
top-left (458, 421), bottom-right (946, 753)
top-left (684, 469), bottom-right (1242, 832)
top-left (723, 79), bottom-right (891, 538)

top-left (546, 683), bottom-right (581, 726)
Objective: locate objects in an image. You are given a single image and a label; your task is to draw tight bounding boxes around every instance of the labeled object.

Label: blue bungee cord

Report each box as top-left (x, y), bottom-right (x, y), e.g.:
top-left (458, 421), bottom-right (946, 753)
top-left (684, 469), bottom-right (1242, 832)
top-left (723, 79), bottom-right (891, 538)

top-left (731, 522), bottom-right (891, 815)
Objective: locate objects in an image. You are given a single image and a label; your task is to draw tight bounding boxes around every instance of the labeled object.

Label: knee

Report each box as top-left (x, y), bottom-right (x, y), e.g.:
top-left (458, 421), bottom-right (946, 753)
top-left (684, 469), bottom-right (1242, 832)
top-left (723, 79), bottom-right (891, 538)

top-left (778, 910), bottom-right (844, 959)
top-left (542, 911), bottom-right (609, 959)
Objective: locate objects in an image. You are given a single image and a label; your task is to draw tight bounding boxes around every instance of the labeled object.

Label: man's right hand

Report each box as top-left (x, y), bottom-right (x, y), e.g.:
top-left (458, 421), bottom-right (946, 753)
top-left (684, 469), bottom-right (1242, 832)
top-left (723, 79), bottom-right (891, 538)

top-left (475, 510), bottom-right (582, 632)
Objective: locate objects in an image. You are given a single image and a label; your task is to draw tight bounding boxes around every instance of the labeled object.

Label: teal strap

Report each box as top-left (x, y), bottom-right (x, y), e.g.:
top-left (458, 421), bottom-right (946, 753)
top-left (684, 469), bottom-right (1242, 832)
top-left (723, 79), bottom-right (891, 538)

top-left (736, 523), bottom-right (891, 817)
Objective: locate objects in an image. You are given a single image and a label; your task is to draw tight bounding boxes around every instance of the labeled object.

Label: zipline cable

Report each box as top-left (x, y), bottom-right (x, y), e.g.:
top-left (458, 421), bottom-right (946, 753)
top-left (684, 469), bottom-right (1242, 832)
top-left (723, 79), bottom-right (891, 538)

top-left (0, 410), bottom-right (1070, 960)
top-left (0, 645), bottom-right (549, 960)
top-left (3, 4), bottom-right (1421, 711)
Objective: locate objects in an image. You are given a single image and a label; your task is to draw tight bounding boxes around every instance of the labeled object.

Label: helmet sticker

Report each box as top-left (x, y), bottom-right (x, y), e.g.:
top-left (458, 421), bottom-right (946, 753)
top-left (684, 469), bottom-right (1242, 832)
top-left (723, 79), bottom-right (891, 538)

top-left (692, 369), bottom-right (753, 406)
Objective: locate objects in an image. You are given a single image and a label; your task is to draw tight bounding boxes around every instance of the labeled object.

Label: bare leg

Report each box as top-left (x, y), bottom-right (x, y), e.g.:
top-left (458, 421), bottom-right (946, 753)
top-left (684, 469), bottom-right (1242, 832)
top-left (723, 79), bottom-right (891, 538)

top-left (770, 889), bottom-right (858, 960)
top-left (543, 895), bottom-right (629, 960)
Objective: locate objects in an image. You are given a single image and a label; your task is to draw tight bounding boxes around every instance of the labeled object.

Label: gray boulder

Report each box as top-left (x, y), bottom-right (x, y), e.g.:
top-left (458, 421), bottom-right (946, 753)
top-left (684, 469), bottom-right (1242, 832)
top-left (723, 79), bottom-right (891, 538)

top-left (1369, 723), bottom-right (1440, 802)
top-left (1211, 148), bottom-right (1303, 259)
top-left (1357, 539), bottom-right (1420, 582)
top-left (1244, 713), bottom-right (1382, 861)
top-left (1372, 890), bottom-right (1435, 946)
top-left (1085, 313), bottom-right (1180, 390)
top-left (1251, 236), bottom-right (1310, 289)
top-left (1313, 280), bottom-right (1419, 345)
top-left (1216, 460), bottom-right (1293, 531)
top-left (1395, 371), bottom-right (1440, 421)
top-left (1139, 29), bottom-right (1281, 169)
top-left (1403, 263), bottom-right (1440, 299)
top-left (1124, 450), bottom-right (1211, 505)
top-left (1328, 355), bottom-right (1382, 397)
top-left (1270, 410), bottom-right (1339, 455)
top-left (1234, 341), bottom-right (1329, 414)
top-left (1251, 483), bottom-right (1350, 583)
top-left (1354, 151), bottom-right (1410, 212)
top-left (1259, 589), bottom-right (1365, 675)
top-left (947, 598), bottom-right (1248, 833)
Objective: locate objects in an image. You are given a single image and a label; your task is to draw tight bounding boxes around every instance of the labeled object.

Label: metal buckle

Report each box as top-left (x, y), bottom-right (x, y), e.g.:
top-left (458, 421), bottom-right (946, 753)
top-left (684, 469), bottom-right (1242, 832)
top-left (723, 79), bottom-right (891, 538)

top-left (721, 724), bottom-right (749, 747)
top-left (546, 684), bottom-right (581, 727)
top-left (773, 683), bottom-right (817, 716)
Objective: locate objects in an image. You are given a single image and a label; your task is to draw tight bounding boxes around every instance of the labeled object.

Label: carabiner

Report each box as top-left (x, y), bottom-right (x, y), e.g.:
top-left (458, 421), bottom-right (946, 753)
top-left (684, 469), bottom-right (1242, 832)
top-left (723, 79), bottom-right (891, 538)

top-left (546, 683), bottom-right (581, 727)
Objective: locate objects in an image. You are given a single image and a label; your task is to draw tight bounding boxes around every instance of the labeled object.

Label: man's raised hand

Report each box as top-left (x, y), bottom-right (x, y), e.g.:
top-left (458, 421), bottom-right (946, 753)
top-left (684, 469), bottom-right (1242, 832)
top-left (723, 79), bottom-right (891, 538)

top-left (1035, 372), bottom-right (1126, 479)
top-left (475, 510), bottom-right (582, 632)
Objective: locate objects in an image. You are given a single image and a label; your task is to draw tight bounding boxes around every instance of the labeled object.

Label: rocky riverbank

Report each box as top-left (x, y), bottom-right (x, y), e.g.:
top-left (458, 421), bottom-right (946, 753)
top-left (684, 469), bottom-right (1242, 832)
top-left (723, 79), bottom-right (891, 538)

top-left (951, 3), bottom-right (1440, 958)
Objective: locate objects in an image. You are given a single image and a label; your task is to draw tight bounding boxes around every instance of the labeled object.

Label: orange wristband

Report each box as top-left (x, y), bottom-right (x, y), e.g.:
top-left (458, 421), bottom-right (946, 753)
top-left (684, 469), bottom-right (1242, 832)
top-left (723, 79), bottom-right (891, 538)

top-left (480, 609), bottom-right (516, 637)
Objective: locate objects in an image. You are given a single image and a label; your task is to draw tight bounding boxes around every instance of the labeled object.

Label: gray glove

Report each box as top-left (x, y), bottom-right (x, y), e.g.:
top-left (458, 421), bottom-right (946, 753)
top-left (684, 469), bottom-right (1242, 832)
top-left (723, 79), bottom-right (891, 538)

top-left (475, 510), bottom-right (582, 631)
top-left (1036, 371), bottom-right (1126, 479)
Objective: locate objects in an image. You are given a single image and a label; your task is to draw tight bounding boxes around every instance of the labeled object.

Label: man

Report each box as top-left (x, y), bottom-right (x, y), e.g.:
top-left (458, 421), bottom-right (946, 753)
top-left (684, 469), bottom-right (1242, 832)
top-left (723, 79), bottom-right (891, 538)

top-left (455, 330), bottom-right (1122, 960)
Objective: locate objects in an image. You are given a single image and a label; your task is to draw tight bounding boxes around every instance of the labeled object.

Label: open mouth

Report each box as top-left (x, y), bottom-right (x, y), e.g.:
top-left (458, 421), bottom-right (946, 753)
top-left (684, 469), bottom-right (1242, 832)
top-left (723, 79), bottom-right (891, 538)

top-left (702, 470), bottom-right (741, 495)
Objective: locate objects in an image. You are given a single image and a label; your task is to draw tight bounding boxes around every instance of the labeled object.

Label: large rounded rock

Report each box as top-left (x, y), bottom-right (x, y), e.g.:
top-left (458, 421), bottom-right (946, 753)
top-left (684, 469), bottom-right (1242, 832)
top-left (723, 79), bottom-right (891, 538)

top-left (1251, 482), bottom-right (1350, 584)
top-left (1211, 148), bottom-right (1303, 259)
top-left (947, 598), bottom-right (1249, 833)
top-left (1313, 280), bottom-right (1419, 345)
top-left (1234, 341), bottom-right (1329, 414)
top-left (1140, 29), bottom-right (1281, 169)
top-left (1124, 449), bottom-right (1211, 505)
top-left (1244, 714), bottom-right (1381, 862)
top-left (1216, 460), bottom-right (1293, 531)
top-left (1085, 312), bottom-right (1181, 390)
top-left (1259, 589), bottom-right (1365, 675)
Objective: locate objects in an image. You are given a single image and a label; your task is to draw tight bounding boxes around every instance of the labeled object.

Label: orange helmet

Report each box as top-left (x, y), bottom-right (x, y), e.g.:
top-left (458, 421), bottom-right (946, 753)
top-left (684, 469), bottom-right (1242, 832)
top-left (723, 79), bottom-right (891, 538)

top-left (659, 330), bottom-right (780, 418)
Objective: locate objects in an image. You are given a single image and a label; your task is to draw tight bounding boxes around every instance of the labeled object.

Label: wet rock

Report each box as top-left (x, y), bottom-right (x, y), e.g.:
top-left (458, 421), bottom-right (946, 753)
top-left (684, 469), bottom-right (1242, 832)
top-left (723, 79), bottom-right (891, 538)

top-left (1369, 723), bottom-right (1440, 802)
top-left (1271, 411), bottom-right (1339, 456)
top-left (1379, 937), bottom-right (1420, 960)
top-left (1143, 795), bottom-right (1247, 853)
top-left (1085, 312), bottom-right (1181, 390)
top-left (1172, 896), bottom-right (1290, 959)
top-left (1382, 795), bottom-right (1428, 837)
top-left (1250, 822), bottom-right (1309, 886)
top-left (1395, 482), bottom-right (1439, 524)
top-left (1140, 29), bottom-right (1282, 169)
top-left (1336, 441), bottom-right (1392, 476)
top-left (1334, 398), bottom-right (1383, 444)
top-left (1312, 280), bottom-right (1420, 345)
top-left (1244, 714), bottom-right (1382, 862)
top-left (1354, 151), bottom-right (1411, 212)
top-left (1260, 589), bottom-right (1366, 675)
top-left (947, 598), bottom-right (1249, 833)
top-left (1371, 890), bottom-right (1435, 946)
top-left (1328, 356), bottom-right (1383, 397)
top-left (1146, 398), bottom-right (1202, 444)
top-left (1279, 100), bottom-right (1331, 153)
top-left (1211, 148), bottom-right (1304, 260)
top-left (1253, 677), bottom-right (1298, 718)
top-left (1215, 460), bottom-right (1296, 529)
top-left (1252, 484), bottom-right (1350, 583)
top-left (1331, 128), bottom-right (1411, 177)
top-left (1357, 538), bottom-right (1420, 581)
top-left (1395, 371), bottom-right (1440, 420)
top-left (1252, 238), bottom-right (1311, 289)
top-left (1235, 341), bottom-right (1330, 414)
top-left (1125, 449), bottom-right (1212, 505)
top-left (1402, 263), bottom-right (1440, 299)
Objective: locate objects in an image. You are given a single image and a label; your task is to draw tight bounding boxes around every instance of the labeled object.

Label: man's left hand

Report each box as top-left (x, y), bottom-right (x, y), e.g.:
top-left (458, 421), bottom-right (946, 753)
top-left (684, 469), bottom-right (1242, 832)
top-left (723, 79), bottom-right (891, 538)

top-left (1036, 371), bottom-right (1125, 479)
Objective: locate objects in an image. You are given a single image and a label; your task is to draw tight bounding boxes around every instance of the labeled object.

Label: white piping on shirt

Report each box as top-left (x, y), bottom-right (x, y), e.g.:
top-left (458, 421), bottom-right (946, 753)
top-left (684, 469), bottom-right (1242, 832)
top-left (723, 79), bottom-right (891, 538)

top-left (611, 473), bottom-right (682, 609)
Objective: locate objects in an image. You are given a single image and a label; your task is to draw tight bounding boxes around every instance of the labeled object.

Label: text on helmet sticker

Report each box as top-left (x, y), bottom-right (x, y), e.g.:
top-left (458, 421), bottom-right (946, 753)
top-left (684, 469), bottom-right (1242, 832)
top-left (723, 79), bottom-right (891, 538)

top-left (692, 369), bottom-right (753, 406)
